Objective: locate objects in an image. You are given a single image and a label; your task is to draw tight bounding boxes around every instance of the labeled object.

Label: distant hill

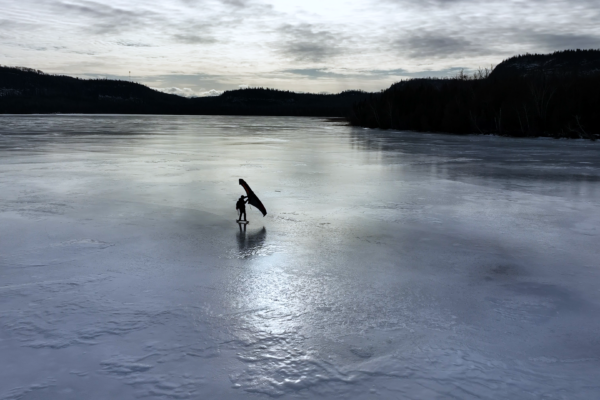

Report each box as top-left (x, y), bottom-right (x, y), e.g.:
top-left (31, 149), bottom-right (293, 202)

top-left (190, 88), bottom-right (369, 116)
top-left (489, 49), bottom-right (600, 78)
top-left (0, 66), bottom-right (370, 116)
top-left (348, 50), bottom-right (600, 139)
top-left (0, 66), bottom-right (188, 114)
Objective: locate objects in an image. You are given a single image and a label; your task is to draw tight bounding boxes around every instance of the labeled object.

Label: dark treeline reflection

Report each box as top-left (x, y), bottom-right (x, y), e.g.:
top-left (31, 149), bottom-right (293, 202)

top-left (0, 66), bottom-right (369, 117)
top-left (348, 50), bottom-right (600, 140)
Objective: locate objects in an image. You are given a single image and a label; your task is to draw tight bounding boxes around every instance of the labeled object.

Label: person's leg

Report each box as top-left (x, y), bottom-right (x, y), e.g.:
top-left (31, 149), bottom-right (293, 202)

top-left (241, 211), bottom-right (246, 221)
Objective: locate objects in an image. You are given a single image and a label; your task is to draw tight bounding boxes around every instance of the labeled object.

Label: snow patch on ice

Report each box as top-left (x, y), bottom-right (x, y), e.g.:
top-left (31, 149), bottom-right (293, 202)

top-left (1, 286), bottom-right (179, 350)
top-left (58, 239), bottom-right (115, 249)
top-left (100, 354), bottom-right (205, 399)
top-left (101, 355), bottom-right (154, 375)
top-left (1, 378), bottom-right (56, 400)
top-left (571, 221), bottom-right (599, 236)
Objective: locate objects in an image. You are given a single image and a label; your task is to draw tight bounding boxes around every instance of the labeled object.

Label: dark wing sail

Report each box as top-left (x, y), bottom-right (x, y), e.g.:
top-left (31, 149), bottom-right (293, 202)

top-left (239, 179), bottom-right (267, 217)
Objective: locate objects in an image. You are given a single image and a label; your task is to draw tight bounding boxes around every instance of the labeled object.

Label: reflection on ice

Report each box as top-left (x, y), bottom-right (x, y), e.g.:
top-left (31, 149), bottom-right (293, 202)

top-left (228, 229), bottom-right (350, 397)
top-left (235, 225), bottom-right (268, 258)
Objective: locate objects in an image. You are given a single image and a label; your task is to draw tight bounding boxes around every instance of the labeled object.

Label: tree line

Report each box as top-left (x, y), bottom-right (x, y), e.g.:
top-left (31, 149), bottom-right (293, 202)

top-left (3, 50), bottom-right (600, 139)
top-left (347, 50), bottom-right (600, 139)
top-left (0, 66), bottom-right (369, 116)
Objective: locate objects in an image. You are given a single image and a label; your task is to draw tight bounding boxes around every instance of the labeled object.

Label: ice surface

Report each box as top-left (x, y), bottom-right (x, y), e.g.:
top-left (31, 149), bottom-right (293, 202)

top-left (1, 115), bottom-right (599, 399)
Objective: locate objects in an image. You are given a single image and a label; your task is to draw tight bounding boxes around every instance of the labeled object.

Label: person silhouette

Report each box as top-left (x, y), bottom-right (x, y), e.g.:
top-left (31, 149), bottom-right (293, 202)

top-left (236, 195), bottom-right (248, 221)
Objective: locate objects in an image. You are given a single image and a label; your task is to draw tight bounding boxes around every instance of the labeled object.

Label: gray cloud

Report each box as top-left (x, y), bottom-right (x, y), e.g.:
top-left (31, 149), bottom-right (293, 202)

top-left (52, 1), bottom-right (158, 34)
top-left (168, 1), bottom-right (267, 46)
top-left (383, 0), bottom-right (469, 5)
top-left (400, 33), bottom-right (484, 59)
top-left (0, 19), bottom-right (27, 29)
top-left (382, 0), bottom-right (598, 7)
top-left (283, 69), bottom-right (347, 78)
top-left (220, 0), bottom-right (251, 7)
top-left (115, 41), bottom-right (153, 48)
top-left (368, 67), bottom-right (469, 78)
top-left (284, 67), bottom-right (472, 80)
top-left (283, 68), bottom-right (391, 80)
top-left (384, 0), bottom-right (600, 58)
top-left (181, 0), bottom-right (252, 8)
top-left (277, 24), bottom-right (345, 63)
top-left (172, 34), bottom-right (217, 45)
top-left (524, 33), bottom-right (600, 51)
top-left (180, 0), bottom-right (272, 15)
top-left (51, 1), bottom-right (238, 46)
top-left (0, 17), bottom-right (41, 38)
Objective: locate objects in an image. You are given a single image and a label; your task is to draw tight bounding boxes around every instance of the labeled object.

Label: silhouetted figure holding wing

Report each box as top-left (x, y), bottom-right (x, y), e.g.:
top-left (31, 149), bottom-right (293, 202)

top-left (236, 195), bottom-right (248, 222)
top-left (238, 179), bottom-right (267, 217)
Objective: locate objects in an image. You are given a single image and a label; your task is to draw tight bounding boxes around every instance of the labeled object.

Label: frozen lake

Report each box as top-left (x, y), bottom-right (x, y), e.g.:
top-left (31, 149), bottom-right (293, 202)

top-left (1, 115), bottom-right (599, 399)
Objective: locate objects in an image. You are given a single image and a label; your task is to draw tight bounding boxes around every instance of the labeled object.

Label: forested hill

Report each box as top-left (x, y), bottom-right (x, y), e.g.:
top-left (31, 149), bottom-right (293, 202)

top-left (0, 66), bottom-right (370, 116)
top-left (190, 88), bottom-right (368, 116)
top-left (0, 66), bottom-right (188, 114)
top-left (348, 50), bottom-right (600, 139)
top-left (489, 49), bottom-right (600, 78)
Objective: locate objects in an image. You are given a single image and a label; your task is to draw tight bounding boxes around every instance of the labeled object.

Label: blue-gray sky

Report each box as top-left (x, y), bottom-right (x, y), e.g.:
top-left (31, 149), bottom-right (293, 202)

top-left (1, 0), bottom-right (599, 95)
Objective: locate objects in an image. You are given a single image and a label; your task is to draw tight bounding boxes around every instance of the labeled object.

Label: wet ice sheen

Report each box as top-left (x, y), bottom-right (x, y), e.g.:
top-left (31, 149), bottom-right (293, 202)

top-left (1, 115), bottom-right (599, 399)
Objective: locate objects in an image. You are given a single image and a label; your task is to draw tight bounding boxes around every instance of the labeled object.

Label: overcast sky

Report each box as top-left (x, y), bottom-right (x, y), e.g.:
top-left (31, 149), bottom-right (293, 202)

top-left (1, 0), bottom-right (599, 95)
